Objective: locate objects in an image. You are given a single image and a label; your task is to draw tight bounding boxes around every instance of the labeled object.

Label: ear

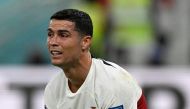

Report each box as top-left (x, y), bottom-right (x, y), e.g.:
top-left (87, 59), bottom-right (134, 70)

top-left (81, 36), bottom-right (92, 50)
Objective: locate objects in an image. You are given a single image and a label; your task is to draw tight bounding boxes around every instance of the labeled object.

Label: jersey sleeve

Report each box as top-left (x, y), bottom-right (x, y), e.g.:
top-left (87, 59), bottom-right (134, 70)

top-left (137, 93), bottom-right (147, 109)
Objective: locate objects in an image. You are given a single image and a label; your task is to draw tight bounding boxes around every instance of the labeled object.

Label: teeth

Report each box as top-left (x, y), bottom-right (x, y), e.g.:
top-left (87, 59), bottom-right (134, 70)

top-left (51, 51), bottom-right (62, 55)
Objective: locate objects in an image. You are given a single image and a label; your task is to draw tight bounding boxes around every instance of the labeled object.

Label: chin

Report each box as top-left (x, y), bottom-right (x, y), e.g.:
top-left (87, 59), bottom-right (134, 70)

top-left (51, 59), bottom-right (63, 66)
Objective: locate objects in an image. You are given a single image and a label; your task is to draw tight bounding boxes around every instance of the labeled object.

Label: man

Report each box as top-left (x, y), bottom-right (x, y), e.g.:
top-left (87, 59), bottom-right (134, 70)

top-left (44, 9), bottom-right (147, 109)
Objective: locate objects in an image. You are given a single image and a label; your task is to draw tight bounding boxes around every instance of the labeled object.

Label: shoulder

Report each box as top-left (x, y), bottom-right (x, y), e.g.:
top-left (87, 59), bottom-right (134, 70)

top-left (45, 72), bottom-right (65, 92)
top-left (93, 58), bottom-right (136, 82)
top-left (44, 72), bottom-right (66, 107)
top-left (44, 72), bottom-right (67, 108)
top-left (92, 58), bottom-right (142, 104)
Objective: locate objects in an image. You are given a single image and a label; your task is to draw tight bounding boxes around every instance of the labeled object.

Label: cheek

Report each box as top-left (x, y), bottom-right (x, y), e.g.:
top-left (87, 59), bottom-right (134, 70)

top-left (65, 42), bottom-right (82, 54)
top-left (66, 44), bottom-right (80, 53)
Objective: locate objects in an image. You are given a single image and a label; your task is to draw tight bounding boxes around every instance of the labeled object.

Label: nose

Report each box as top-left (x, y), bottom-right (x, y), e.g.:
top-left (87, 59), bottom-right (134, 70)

top-left (48, 36), bottom-right (59, 46)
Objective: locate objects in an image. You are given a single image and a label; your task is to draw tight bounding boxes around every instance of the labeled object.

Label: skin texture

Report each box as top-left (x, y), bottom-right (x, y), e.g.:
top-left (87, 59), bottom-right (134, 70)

top-left (47, 19), bottom-right (92, 92)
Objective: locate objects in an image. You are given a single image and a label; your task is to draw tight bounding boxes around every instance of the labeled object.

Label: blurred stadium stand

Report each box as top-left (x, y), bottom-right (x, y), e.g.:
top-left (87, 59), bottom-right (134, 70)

top-left (0, 0), bottom-right (189, 65)
top-left (0, 0), bottom-right (190, 109)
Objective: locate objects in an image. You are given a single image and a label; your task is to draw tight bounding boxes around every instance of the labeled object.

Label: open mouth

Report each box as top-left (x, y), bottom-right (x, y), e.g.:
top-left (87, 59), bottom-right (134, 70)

top-left (50, 50), bottom-right (63, 56)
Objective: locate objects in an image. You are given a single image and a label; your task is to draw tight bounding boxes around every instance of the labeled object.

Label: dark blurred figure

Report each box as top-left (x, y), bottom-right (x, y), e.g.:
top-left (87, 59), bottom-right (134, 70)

top-left (26, 48), bottom-right (47, 65)
top-left (148, 33), bottom-right (168, 65)
top-left (148, 0), bottom-right (175, 65)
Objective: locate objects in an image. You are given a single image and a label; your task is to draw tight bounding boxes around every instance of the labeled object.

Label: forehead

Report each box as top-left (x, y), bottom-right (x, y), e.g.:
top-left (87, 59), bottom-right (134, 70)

top-left (48, 19), bottom-right (75, 31)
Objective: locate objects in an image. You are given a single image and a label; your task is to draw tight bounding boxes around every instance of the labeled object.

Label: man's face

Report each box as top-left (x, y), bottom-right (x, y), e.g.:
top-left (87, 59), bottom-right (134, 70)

top-left (47, 19), bottom-right (83, 67)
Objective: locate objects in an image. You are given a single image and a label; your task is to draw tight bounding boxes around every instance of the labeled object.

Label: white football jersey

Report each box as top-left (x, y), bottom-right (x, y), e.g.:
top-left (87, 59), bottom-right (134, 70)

top-left (44, 58), bottom-right (142, 109)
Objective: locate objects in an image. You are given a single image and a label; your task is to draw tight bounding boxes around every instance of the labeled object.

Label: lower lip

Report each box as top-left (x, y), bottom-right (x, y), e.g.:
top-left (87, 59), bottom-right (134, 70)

top-left (51, 54), bottom-right (62, 58)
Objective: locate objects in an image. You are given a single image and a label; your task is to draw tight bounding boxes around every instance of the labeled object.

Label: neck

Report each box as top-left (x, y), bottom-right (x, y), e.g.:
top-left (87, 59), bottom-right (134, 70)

top-left (62, 52), bottom-right (92, 92)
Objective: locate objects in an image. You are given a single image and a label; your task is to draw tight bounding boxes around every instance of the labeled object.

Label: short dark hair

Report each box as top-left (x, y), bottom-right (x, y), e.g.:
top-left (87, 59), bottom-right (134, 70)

top-left (50, 9), bottom-right (93, 37)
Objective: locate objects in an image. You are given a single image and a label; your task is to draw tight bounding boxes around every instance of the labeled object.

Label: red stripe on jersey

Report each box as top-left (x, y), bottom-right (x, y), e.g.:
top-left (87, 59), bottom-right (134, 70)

top-left (137, 93), bottom-right (147, 109)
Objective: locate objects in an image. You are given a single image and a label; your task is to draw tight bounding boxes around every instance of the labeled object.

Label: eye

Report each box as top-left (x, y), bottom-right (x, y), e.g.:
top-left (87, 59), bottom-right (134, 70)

top-left (47, 31), bottom-right (54, 37)
top-left (58, 32), bottom-right (69, 37)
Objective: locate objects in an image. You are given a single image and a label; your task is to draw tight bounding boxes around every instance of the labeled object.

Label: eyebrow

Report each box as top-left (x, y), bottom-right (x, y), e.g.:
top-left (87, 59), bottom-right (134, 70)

top-left (47, 28), bottom-right (70, 33)
top-left (47, 28), bottom-right (51, 31)
top-left (47, 28), bottom-right (72, 36)
top-left (57, 30), bottom-right (70, 34)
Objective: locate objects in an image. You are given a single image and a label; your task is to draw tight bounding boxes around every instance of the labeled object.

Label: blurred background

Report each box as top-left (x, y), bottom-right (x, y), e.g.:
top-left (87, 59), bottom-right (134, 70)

top-left (0, 0), bottom-right (190, 109)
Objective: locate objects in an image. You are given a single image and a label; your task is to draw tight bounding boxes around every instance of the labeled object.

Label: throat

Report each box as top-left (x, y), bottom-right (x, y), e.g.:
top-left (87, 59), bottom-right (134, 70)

top-left (65, 67), bottom-right (90, 93)
top-left (68, 80), bottom-right (83, 93)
